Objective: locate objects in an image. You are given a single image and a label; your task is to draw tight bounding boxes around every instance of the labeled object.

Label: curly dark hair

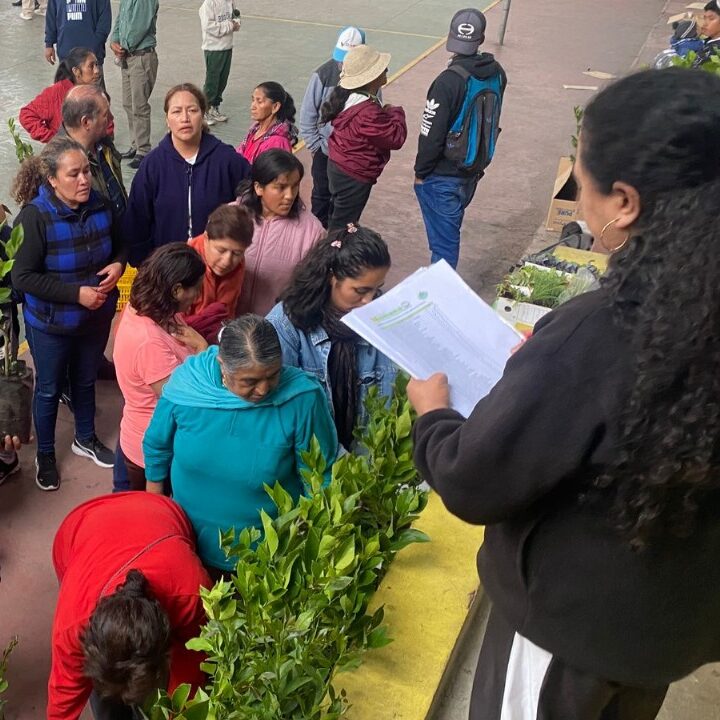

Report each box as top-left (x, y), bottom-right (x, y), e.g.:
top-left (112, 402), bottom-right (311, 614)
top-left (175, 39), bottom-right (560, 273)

top-left (279, 225), bottom-right (390, 331)
top-left (10, 156), bottom-right (45, 207)
top-left (583, 68), bottom-right (720, 549)
top-left (129, 243), bottom-right (205, 333)
top-left (81, 570), bottom-right (171, 706)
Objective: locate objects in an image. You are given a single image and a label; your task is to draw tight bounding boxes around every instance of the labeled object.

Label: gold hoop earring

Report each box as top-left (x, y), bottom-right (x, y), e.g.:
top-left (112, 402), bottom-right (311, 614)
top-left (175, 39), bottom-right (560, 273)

top-left (599, 218), bottom-right (630, 253)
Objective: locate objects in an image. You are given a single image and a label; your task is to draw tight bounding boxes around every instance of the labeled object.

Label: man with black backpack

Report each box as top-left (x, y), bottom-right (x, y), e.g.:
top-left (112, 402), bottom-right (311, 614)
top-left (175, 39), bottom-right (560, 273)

top-left (414, 8), bottom-right (506, 269)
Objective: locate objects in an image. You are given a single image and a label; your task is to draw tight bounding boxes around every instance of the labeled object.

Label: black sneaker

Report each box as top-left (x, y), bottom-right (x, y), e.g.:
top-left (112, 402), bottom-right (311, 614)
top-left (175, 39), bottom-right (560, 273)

top-left (36, 452), bottom-right (60, 491)
top-left (119, 147), bottom-right (137, 160)
top-left (127, 155), bottom-right (146, 170)
top-left (0, 453), bottom-right (20, 486)
top-left (72, 435), bottom-right (114, 468)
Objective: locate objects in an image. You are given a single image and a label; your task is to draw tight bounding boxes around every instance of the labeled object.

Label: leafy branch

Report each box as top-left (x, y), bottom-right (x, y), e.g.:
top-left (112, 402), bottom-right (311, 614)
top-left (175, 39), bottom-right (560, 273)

top-left (0, 636), bottom-right (19, 720)
top-left (0, 224), bottom-right (24, 377)
top-left (143, 380), bottom-right (428, 720)
top-left (7, 119), bottom-right (33, 165)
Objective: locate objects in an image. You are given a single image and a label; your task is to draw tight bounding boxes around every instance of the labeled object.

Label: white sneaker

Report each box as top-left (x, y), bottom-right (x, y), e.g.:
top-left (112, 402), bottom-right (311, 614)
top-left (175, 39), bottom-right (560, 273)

top-left (20, 11), bottom-right (33, 19)
top-left (34, 7), bottom-right (46, 14)
top-left (203, 111), bottom-right (216, 126)
top-left (210, 106), bottom-right (229, 122)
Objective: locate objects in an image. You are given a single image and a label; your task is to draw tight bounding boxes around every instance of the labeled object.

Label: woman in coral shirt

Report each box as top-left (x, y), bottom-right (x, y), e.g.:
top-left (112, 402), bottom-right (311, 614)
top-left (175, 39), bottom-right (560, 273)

top-left (113, 244), bottom-right (208, 490)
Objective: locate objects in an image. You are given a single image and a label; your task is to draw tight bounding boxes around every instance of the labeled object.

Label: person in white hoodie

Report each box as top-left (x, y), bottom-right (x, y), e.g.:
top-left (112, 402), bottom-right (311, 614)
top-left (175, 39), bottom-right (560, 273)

top-left (199, 0), bottom-right (240, 125)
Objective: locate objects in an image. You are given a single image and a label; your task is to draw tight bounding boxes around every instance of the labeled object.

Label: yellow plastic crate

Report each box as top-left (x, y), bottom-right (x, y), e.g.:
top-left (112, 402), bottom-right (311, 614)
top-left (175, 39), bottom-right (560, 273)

top-left (116, 265), bottom-right (137, 311)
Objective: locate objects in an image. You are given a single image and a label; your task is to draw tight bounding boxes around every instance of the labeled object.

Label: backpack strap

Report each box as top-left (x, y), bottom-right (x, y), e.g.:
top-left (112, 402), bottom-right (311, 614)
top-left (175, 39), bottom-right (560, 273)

top-left (447, 64), bottom-right (471, 81)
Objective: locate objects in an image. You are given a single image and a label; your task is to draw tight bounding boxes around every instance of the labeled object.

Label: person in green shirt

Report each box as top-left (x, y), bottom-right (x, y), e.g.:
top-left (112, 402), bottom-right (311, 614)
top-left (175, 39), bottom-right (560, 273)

top-left (110, 0), bottom-right (160, 168)
top-left (143, 314), bottom-right (339, 573)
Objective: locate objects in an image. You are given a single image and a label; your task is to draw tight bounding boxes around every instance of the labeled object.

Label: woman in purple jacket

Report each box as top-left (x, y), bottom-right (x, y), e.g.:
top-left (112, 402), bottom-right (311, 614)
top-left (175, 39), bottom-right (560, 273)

top-left (124, 83), bottom-right (250, 267)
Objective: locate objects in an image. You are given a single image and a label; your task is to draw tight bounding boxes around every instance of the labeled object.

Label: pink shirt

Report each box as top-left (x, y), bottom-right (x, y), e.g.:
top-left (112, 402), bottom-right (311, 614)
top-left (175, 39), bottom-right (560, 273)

top-left (113, 306), bottom-right (193, 467)
top-left (237, 207), bottom-right (325, 316)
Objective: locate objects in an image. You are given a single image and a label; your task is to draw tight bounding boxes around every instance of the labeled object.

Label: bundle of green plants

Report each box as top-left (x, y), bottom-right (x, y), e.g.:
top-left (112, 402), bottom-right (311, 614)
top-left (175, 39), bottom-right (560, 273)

top-left (0, 636), bottom-right (19, 720)
top-left (672, 50), bottom-right (720, 76)
top-left (143, 380), bottom-right (428, 720)
top-left (497, 265), bottom-right (569, 308)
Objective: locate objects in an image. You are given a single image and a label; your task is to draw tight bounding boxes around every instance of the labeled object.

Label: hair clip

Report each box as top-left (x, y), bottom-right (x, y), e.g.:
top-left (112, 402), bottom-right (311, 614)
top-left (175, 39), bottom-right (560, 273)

top-left (330, 239), bottom-right (342, 248)
top-left (346, 223), bottom-right (358, 234)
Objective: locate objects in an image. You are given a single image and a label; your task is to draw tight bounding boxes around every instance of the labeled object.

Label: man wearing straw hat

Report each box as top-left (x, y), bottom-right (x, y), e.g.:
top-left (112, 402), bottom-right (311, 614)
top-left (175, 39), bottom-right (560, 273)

top-left (299, 26), bottom-right (367, 228)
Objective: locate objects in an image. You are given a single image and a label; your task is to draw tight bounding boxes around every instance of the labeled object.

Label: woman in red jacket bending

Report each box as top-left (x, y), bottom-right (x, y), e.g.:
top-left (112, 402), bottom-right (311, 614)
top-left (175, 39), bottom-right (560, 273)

top-left (19, 46), bottom-right (113, 143)
top-left (320, 44), bottom-right (407, 230)
top-left (49, 492), bottom-right (211, 720)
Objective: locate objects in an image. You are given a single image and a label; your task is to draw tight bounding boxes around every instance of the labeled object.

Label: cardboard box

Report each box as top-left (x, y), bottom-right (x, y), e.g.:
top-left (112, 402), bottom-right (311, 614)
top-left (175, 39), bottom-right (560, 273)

top-left (545, 156), bottom-right (583, 232)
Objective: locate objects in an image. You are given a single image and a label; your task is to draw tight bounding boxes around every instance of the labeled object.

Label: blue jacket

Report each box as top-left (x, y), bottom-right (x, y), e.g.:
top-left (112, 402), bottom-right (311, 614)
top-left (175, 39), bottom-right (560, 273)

top-left (125, 133), bottom-right (251, 267)
top-left (12, 186), bottom-right (119, 335)
top-left (266, 302), bottom-right (398, 434)
top-left (143, 347), bottom-right (338, 570)
top-left (45, 0), bottom-right (112, 63)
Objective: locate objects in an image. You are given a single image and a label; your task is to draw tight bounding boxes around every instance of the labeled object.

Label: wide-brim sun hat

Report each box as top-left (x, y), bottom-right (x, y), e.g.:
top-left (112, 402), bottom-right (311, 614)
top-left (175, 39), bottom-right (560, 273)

top-left (339, 45), bottom-right (391, 90)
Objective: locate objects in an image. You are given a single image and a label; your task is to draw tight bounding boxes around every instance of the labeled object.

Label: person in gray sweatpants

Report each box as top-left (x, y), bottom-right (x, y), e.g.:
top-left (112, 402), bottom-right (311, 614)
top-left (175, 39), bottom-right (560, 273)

top-left (110, 0), bottom-right (159, 169)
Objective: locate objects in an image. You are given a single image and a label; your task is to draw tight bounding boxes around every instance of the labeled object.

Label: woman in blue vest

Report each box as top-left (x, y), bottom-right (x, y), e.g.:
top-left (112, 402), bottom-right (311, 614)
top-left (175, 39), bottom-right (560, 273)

top-left (12, 136), bottom-right (124, 492)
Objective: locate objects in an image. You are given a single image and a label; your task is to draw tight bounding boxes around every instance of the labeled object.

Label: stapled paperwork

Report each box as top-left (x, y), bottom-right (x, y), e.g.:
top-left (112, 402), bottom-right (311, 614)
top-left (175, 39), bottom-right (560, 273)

top-left (342, 260), bottom-right (523, 418)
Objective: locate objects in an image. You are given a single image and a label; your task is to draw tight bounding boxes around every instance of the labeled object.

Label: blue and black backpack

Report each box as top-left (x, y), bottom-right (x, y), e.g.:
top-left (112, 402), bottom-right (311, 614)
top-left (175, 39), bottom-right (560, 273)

top-left (444, 65), bottom-right (503, 175)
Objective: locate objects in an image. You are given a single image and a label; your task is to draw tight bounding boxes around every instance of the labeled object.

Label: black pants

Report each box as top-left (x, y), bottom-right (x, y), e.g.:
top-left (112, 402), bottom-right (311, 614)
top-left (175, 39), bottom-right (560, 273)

top-left (310, 150), bottom-right (332, 229)
top-left (90, 690), bottom-right (141, 719)
top-left (327, 160), bottom-right (373, 230)
top-left (470, 608), bottom-right (668, 720)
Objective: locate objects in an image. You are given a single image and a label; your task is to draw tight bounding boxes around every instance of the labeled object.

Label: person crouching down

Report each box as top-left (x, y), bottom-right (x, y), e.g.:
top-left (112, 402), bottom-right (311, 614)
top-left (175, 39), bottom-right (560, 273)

top-left (49, 492), bottom-right (211, 720)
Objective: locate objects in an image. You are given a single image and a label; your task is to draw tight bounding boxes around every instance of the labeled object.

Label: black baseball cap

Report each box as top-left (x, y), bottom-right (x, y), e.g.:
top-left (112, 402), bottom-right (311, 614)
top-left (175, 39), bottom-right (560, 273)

top-left (447, 8), bottom-right (487, 55)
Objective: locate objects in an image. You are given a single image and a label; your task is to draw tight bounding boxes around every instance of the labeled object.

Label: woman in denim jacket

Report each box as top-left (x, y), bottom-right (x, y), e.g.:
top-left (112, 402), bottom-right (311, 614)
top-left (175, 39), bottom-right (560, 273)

top-left (266, 224), bottom-right (397, 450)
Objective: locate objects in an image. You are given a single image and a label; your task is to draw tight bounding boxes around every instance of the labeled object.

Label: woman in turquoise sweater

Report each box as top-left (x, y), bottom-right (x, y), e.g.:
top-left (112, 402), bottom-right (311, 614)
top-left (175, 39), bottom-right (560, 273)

top-left (143, 314), bottom-right (338, 572)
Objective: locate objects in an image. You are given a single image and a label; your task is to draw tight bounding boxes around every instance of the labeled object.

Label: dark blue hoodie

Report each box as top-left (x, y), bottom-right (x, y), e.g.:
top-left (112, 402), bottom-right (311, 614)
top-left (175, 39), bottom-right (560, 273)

top-left (45, 0), bottom-right (112, 64)
top-left (125, 133), bottom-right (251, 267)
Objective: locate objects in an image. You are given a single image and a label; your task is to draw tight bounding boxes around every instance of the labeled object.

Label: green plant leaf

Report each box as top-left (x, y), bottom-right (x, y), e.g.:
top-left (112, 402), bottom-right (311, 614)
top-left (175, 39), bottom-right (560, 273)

top-left (326, 576), bottom-right (353, 593)
top-left (260, 510), bottom-right (279, 557)
top-left (333, 537), bottom-right (355, 572)
top-left (390, 528), bottom-right (430, 552)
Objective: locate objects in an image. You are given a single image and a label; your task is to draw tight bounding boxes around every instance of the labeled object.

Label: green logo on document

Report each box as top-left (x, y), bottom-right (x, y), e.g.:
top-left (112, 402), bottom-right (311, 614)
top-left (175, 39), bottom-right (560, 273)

top-left (418, 291), bottom-right (428, 300)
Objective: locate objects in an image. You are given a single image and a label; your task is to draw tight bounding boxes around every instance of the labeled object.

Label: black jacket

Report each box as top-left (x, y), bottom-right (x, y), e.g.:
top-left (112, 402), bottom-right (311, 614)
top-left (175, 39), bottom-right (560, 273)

top-left (414, 52), bottom-right (507, 179)
top-left (413, 289), bottom-right (720, 687)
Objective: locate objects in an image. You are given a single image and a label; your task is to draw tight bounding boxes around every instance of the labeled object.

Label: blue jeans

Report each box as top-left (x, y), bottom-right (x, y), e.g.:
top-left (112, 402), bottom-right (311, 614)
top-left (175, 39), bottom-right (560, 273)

top-left (414, 174), bottom-right (479, 269)
top-left (25, 324), bottom-right (111, 454)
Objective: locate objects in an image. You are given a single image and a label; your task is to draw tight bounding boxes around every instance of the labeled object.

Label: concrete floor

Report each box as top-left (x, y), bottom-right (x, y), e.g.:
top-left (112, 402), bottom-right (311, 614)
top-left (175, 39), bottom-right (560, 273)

top-left (2, 0), bottom-right (720, 718)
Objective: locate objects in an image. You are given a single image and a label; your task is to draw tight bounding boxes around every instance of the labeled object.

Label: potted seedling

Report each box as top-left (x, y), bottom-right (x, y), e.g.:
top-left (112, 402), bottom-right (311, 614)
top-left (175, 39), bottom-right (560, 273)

top-left (0, 223), bottom-right (33, 443)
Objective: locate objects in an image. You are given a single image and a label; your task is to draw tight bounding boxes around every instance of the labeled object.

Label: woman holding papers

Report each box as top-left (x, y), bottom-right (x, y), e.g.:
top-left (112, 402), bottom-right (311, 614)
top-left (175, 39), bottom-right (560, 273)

top-left (407, 68), bottom-right (720, 720)
top-left (267, 224), bottom-right (397, 450)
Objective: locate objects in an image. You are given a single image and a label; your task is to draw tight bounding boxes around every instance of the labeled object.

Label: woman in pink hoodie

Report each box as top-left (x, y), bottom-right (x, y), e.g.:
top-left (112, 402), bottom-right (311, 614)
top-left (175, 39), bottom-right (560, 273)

top-left (235, 149), bottom-right (325, 315)
top-left (321, 45), bottom-right (407, 229)
top-left (236, 81), bottom-right (298, 164)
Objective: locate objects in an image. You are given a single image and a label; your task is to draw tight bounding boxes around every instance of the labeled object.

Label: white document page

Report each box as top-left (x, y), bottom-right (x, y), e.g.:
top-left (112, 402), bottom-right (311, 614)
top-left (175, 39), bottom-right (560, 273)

top-left (342, 260), bottom-right (523, 418)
